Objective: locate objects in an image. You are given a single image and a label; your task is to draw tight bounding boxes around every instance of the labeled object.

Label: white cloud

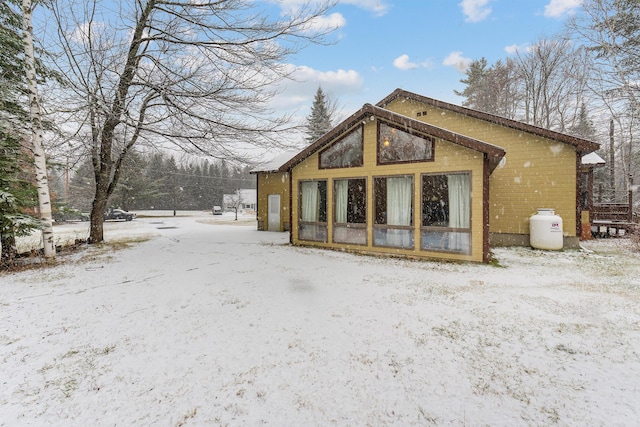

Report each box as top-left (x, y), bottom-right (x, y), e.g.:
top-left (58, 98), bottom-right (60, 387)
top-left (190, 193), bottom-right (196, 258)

top-left (544, 0), bottom-right (583, 18)
top-left (459, 0), bottom-right (492, 23)
top-left (71, 21), bottom-right (107, 44)
top-left (392, 54), bottom-right (432, 71)
top-left (292, 65), bottom-right (363, 88)
top-left (393, 54), bottom-right (418, 71)
top-left (272, 0), bottom-right (390, 17)
top-left (443, 51), bottom-right (472, 73)
top-left (270, 65), bottom-right (364, 111)
top-left (303, 12), bottom-right (347, 32)
top-left (504, 43), bottom-right (528, 55)
top-left (341, 0), bottom-right (390, 17)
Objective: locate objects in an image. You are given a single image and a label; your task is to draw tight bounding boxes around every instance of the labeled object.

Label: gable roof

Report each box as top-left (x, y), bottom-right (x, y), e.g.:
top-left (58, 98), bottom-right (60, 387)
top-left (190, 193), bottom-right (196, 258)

top-left (278, 103), bottom-right (507, 173)
top-left (377, 89), bottom-right (600, 154)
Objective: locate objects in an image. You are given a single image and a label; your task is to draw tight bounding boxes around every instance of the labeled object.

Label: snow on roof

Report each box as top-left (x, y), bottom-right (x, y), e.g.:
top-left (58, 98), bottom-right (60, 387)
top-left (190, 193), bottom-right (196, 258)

top-left (582, 152), bottom-right (606, 166)
top-left (251, 150), bottom-right (299, 173)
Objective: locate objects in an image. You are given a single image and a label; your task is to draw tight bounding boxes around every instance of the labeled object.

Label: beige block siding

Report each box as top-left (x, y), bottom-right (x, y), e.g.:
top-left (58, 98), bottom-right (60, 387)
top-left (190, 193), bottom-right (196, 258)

top-left (384, 99), bottom-right (578, 237)
top-left (256, 171), bottom-right (290, 231)
top-left (291, 118), bottom-right (486, 262)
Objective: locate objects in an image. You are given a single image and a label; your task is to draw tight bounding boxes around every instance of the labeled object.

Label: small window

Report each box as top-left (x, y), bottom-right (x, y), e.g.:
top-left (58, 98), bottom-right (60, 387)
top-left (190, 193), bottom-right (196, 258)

top-left (299, 180), bottom-right (327, 242)
top-left (334, 178), bottom-right (367, 245)
top-left (421, 173), bottom-right (471, 254)
top-left (378, 122), bottom-right (433, 165)
top-left (319, 126), bottom-right (363, 169)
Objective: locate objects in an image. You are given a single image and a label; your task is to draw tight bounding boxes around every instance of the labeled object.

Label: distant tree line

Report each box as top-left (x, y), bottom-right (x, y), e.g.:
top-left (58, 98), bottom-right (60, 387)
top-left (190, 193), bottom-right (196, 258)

top-left (58, 151), bottom-right (255, 212)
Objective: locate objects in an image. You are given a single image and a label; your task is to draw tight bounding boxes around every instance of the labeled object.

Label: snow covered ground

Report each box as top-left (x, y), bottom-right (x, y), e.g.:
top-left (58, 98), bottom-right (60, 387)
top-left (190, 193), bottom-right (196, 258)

top-left (2, 212), bottom-right (639, 426)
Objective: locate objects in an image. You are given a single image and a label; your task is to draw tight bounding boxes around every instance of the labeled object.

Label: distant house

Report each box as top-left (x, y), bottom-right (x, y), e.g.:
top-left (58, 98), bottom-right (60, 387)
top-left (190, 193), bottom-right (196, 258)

top-left (253, 89), bottom-right (600, 263)
top-left (223, 189), bottom-right (257, 212)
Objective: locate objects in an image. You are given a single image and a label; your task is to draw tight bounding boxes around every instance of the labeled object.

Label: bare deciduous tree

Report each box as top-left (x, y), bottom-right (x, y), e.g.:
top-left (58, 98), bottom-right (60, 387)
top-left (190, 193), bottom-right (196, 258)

top-left (456, 36), bottom-right (591, 134)
top-left (568, 0), bottom-right (640, 197)
top-left (43, 0), bottom-right (336, 243)
top-left (511, 36), bottom-right (592, 132)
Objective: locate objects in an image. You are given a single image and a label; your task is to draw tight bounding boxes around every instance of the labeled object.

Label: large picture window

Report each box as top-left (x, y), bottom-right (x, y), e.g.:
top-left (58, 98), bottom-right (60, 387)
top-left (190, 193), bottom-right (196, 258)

top-left (373, 176), bottom-right (414, 249)
top-left (421, 173), bottom-right (471, 254)
top-left (319, 126), bottom-right (363, 169)
top-left (299, 180), bottom-right (327, 242)
top-left (378, 122), bottom-right (433, 165)
top-left (333, 178), bottom-right (367, 245)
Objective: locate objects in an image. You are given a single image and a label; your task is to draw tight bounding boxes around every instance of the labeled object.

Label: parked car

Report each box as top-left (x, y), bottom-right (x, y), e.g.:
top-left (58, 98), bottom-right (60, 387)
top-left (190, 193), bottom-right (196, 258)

top-left (104, 208), bottom-right (136, 221)
top-left (53, 206), bottom-right (89, 222)
top-left (212, 206), bottom-right (223, 215)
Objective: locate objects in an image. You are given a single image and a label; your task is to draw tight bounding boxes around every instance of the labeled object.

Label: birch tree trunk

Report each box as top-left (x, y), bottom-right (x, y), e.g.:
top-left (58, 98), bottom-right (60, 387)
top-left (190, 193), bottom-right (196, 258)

top-left (22, 0), bottom-right (55, 259)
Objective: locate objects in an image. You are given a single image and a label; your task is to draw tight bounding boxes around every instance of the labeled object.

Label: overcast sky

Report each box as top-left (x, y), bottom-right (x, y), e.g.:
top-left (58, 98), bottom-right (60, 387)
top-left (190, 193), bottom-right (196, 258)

top-left (270, 0), bottom-right (583, 122)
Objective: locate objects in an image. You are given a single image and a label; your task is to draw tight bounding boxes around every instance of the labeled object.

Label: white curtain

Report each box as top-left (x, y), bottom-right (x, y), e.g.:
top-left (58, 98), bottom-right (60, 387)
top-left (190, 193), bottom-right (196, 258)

top-left (447, 174), bottom-right (470, 251)
top-left (387, 177), bottom-right (411, 226)
top-left (335, 180), bottom-right (348, 223)
top-left (447, 174), bottom-right (470, 228)
top-left (301, 181), bottom-right (319, 222)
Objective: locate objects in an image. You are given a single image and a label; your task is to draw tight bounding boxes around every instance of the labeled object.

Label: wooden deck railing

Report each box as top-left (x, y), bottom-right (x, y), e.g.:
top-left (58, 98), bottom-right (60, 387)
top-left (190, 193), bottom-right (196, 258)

top-left (592, 202), bottom-right (633, 223)
top-left (591, 191), bottom-right (637, 237)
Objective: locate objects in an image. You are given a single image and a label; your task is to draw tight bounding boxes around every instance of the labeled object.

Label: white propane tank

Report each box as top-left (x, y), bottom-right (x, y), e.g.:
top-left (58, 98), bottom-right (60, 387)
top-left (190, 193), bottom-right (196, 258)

top-left (529, 208), bottom-right (563, 250)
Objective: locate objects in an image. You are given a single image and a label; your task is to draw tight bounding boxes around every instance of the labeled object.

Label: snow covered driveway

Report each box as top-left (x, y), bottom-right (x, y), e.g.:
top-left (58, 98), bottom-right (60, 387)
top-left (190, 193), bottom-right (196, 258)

top-left (2, 215), bottom-right (640, 426)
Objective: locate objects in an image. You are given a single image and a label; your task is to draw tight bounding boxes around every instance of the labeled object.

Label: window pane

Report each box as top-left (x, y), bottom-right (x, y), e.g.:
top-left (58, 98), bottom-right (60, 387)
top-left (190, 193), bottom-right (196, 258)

top-left (378, 122), bottom-right (433, 164)
top-left (373, 176), bottom-right (414, 249)
top-left (422, 175), bottom-right (449, 226)
top-left (299, 181), bottom-right (326, 222)
top-left (319, 126), bottom-right (363, 168)
top-left (300, 181), bottom-right (319, 222)
top-left (299, 180), bottom-right (327, 242)
top-left (373, 228), bottom-right (414, 249)
top-left (421, 173), bottom-right (471, 254)
top-left (334, 225), bottom-right (367, 245)
top-left (374, 178), bottom-right (387, 224)
top-left (335, 178), bottom-right (367, 225)
top-left (421, 230), bottom-right (470, 253)
top-left (299, 223), bottom-right (328, 242)
top-left (374, 176), bottom-right (412, 225)
top-left (334, 178), bottom-right (367, 245)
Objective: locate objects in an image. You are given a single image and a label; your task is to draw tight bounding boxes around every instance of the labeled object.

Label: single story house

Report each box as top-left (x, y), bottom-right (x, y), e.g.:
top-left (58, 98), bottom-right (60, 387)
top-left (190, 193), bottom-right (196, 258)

top-left (252, 89), bottom-right (600, 263)
top-left (223, 189), bottom-right (257, 212)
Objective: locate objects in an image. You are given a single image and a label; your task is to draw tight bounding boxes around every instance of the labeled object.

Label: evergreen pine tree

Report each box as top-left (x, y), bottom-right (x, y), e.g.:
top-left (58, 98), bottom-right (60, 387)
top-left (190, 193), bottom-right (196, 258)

top-left (0, 130), bottom-right (40, 265)
top-left (1, 2), bottom-right (41, 264)
top-left (454, 58), bottom-right (489, 109)
top-left (569, 103), bottom-right (597, 141)
top-left (304, 86), bottom-right (334, 144)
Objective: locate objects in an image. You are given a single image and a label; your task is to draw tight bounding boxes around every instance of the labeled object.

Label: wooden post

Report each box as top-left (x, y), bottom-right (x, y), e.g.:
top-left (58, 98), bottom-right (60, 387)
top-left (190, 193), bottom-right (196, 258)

top-left (609, 119), bottom-right (615, 196)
